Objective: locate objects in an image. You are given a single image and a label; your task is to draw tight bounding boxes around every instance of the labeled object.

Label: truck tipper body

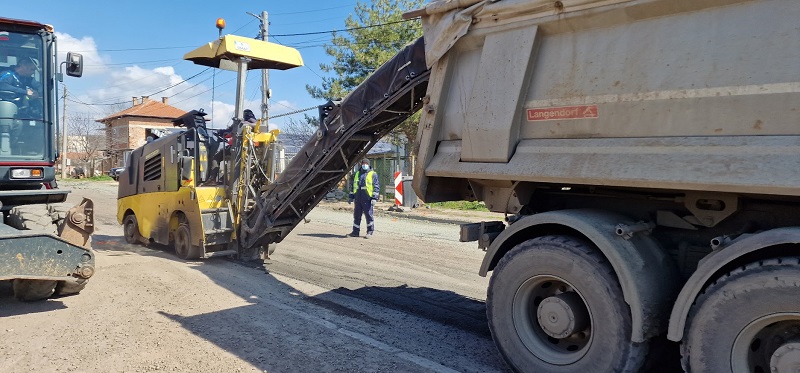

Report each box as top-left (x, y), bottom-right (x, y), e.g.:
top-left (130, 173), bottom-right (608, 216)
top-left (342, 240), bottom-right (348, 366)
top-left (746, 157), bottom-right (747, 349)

top-left (408, 0), bottom-right (800, 371)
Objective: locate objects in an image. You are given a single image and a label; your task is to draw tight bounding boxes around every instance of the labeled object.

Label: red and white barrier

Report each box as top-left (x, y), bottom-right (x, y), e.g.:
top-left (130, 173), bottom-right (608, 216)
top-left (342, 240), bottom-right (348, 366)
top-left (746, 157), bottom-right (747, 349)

top-left (394, 171), bottom-right (403, 206)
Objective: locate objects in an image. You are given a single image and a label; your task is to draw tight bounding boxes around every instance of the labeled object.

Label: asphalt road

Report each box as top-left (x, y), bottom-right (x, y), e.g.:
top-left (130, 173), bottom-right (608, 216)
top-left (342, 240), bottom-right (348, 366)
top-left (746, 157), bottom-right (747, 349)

top-left (0, 181), bottom-right (510, 373)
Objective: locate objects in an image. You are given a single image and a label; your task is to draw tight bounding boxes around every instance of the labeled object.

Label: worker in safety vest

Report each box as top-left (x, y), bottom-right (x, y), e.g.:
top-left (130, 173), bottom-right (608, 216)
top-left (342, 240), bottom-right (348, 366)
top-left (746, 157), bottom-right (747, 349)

top-left (347, 158), bottom-right (380, 238)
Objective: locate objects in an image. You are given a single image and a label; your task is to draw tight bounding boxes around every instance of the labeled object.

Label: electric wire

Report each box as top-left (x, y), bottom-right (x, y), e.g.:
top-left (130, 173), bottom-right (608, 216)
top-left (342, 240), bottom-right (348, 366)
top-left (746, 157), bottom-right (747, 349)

top-left (70, 19), bottom-right (414, 53)
top-left (80, 60), bottom-right (190, 95)
top-left (270, 19), bottom-right (413, 37)
top-left (76, 45), bottom-right (197, 53)
top-left (269, 4), bottom-right (356, 16)
top-left (269, 105), bottom-right (317, 119)
top-left (71, 68), bottom-right (211, 106)
top-left (270, 35), bottom-right (325, 81)
top-left (84, 58), bottom-right (179, 67)
top-left (171, 76), bottom-right (237, 105)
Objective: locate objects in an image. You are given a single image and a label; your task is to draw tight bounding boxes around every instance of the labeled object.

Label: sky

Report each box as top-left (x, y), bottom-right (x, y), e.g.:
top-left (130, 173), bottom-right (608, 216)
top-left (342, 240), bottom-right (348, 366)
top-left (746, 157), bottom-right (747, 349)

top-left (6, 1), bottom-right (388, 131)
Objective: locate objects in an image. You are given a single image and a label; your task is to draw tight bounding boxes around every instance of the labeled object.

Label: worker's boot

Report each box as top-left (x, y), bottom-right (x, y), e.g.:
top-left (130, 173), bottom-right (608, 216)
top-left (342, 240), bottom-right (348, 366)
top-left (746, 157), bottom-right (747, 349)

top-left (365, 231), bottom-right (373, 239)
top-left (346, 232), bottom-right (359, 238)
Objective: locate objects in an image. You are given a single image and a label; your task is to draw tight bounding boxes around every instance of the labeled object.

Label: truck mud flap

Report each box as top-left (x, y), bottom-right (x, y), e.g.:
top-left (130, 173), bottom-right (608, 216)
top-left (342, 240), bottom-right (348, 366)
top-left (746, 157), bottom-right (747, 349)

top-left (239, 37), bottom-right (430, 248)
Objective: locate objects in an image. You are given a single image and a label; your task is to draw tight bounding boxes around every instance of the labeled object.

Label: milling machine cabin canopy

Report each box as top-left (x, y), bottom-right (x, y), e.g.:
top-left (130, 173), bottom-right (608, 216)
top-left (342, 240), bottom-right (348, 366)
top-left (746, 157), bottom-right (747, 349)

top-left (183, 34), bottom-right (303, 71)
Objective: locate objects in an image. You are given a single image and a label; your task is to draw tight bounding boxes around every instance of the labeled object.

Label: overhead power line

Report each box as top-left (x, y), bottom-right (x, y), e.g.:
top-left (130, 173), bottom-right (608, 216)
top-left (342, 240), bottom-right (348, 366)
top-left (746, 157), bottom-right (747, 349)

top-left (270, 105), bottom-right (317, 119)
top-left (68, 68), bottom-right (211, 106)
top-left (85, 58), bottom-right (180, 67)
top-left (270, 19), bottom-right (414, 37)
top-left (75, 45), bottom-right (197, 53)
top-left (170, 77), bottom-right (237, 105)
top-left (270, 35), bottom-right (325, 80)
top-left (71, 19), bottom-right (416, 53)
top-left (269, 4), bottom-right (356, 16)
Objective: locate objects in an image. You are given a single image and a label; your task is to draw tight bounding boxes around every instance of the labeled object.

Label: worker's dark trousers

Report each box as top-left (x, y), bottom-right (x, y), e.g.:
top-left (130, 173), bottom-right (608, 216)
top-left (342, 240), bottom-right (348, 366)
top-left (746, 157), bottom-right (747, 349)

top-left (352, 196), bottom-right (375, 235)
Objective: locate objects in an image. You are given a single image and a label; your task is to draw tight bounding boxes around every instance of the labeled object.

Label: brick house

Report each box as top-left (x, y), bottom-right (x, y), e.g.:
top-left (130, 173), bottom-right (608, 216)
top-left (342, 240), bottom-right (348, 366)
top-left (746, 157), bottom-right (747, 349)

top-left (97, 96), bottom-right (186, 169)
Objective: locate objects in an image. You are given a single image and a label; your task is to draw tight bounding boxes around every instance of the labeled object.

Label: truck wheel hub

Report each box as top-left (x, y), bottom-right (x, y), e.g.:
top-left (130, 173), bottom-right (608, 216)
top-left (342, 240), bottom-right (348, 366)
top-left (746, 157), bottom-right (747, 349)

top-left (771, 341), bottom-right (800, 373)
top-left (537, 292), bottom-right (589, 339)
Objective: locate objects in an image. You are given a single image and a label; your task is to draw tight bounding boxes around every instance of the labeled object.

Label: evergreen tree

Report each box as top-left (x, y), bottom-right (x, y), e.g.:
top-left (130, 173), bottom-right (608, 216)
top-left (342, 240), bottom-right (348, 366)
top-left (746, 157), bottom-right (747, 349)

top-left (306, 0), bottom-right (425, 151)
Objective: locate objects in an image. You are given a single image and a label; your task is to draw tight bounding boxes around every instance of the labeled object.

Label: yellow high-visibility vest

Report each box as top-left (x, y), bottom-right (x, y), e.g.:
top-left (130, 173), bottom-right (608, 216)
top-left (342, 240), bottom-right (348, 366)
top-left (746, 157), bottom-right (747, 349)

top-left (352, 170), bottom-right (376, 197)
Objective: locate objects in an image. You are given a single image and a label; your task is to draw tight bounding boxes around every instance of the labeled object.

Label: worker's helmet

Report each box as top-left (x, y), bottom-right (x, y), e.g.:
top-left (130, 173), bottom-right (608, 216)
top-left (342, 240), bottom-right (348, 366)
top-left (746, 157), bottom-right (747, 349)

top-left (243, 109), bottom-right (257, 123)
top-left (361, 158), bottom-right (370, 165)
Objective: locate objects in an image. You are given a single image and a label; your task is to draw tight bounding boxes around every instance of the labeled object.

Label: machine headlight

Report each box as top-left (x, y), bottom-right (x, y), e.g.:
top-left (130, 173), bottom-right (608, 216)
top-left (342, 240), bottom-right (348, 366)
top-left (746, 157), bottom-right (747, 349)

top-left (11, 168), bottom-right (43, 179)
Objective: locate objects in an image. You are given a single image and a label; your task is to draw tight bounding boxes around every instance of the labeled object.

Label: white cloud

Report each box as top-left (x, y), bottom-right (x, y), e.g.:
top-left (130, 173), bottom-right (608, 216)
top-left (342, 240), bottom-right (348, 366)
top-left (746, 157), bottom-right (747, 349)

top-left (56, 31), bottom-right (306, 128)
top-left (73, 64), bottom-right (212, 118)
top-left (206, 98), bottom-right (302, 130)
top-left (272, 100), bottom-right (297, 112)
top-left (55, 32), bottom-right (108, 76)
top-left (207, 100), bottom-right (235, 129)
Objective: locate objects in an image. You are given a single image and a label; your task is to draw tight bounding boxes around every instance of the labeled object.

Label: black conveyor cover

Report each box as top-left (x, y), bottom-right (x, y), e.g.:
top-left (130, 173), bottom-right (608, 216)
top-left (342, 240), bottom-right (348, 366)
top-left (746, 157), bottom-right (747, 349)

top-left (240, 37), bottom-right (430, 248)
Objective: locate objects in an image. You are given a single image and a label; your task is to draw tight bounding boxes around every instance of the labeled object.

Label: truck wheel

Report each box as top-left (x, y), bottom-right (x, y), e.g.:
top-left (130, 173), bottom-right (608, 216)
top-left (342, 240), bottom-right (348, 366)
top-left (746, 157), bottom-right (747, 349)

top-left (174, 223), bottom-right (201, 260)
top-left (7, 205), bottom-right (56, 234)
top-left (487, 235), bottom-right (646, 372)
top-left (123, 214), bottom-right (142, 244)
top-left (681, 257), bottom-right (800, 373)
top-left (12, 279), bottom-right (57, 301)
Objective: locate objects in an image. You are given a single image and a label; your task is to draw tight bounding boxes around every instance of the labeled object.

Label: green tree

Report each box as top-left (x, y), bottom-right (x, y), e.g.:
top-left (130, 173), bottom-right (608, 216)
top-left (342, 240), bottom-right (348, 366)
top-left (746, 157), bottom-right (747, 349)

top-left (306, 0), bottom-right (425, 151)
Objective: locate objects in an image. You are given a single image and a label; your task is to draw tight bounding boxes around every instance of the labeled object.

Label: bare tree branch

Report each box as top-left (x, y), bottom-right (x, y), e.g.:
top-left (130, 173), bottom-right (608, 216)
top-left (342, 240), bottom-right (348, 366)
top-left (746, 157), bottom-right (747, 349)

top-left (67, 112), bottom-right (106, 174)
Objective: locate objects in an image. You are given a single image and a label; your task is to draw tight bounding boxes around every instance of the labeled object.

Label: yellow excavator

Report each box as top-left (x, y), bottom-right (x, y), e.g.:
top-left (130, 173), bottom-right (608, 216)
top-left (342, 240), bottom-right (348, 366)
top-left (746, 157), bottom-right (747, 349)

top-left (117, 20), bottom-right (428, 260)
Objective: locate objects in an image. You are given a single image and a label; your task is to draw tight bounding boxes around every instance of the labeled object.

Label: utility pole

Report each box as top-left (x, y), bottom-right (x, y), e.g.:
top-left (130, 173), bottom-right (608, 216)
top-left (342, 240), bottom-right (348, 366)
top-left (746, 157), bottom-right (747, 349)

top-left (247, 11), bottom-right (269, 124)
top-left (261, 10), bottom-right (269, 125)
top-left (248, 10), bottom-right (277, 180)
top-left (60, 85), bottom-right (68, 179)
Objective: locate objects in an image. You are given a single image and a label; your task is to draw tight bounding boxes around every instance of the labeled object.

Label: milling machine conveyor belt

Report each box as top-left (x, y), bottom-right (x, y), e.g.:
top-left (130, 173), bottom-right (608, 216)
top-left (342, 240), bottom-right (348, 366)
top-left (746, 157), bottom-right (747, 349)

top-left (240, 37), bottom-right (429, 248)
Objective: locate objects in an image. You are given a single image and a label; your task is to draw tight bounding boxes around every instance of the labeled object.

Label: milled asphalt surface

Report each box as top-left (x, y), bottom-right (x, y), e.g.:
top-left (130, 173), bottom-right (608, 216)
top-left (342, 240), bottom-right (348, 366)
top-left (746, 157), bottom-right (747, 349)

top-left (0, 180), bottom-right (511, 373)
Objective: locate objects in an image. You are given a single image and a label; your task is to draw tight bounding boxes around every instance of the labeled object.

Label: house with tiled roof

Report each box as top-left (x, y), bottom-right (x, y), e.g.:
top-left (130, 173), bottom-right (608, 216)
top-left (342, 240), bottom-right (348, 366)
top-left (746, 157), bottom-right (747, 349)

top-left (97, 96), bottom-right (186, 169)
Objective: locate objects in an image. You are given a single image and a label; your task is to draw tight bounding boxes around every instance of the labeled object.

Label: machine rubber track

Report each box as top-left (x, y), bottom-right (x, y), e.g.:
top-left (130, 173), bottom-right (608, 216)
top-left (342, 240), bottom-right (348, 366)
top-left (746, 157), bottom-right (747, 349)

top-left (240, 37), bottom-right (429, 248)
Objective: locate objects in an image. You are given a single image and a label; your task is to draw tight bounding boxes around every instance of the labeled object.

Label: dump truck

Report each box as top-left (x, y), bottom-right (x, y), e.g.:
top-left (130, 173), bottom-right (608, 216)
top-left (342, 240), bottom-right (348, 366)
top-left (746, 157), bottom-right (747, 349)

top-left (0, 17), bottom-right (95, 301)
top-left (406, 0), bottom-right (800, 371)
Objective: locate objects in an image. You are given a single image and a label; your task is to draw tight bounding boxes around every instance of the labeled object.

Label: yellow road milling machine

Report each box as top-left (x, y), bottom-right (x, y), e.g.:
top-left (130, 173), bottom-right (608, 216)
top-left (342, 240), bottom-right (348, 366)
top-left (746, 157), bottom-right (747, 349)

top-left (117, 18), bottom-right (428, 261)
top-left (116, 32), bottom-right (302, 260)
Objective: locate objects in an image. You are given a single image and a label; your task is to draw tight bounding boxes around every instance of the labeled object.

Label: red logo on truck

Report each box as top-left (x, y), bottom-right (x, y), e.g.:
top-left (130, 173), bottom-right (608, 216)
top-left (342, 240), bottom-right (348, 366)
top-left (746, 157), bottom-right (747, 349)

top-left (527, 105), bottom-right (599, 121)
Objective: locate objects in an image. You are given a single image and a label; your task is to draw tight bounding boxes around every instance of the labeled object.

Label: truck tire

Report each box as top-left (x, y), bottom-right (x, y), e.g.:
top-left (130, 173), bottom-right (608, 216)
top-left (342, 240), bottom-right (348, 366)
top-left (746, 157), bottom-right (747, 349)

top-left (123, 214), bottom-right (142, 245)
top-left (680, 257), bottom-right (800, 373)
top-left (487, 235), bottom-right (647, 373)
top-left (12, 279), bottom-right (57, 301)
top-left (174, 223), bottom-right (201, 260)
top-left (7, 205), bottom-right (56, 234)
